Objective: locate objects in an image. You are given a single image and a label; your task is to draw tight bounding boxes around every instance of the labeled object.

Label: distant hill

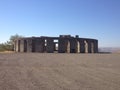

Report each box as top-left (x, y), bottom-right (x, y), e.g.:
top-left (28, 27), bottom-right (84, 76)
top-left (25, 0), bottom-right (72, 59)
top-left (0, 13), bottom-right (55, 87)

top-left (98, 47), bottom-right (120, 53)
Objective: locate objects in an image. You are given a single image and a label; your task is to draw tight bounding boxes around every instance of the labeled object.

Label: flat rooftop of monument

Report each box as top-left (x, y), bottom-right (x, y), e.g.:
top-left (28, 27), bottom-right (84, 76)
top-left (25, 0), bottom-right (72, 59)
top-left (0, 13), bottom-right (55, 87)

top-left (15, 35), bottom-right (98, 41)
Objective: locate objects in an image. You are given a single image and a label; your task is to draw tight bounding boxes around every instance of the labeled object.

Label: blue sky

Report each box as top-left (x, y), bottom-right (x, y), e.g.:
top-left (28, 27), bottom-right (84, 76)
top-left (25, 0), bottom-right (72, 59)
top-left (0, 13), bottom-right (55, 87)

top-left (0, 0), bottom-right (120, 47)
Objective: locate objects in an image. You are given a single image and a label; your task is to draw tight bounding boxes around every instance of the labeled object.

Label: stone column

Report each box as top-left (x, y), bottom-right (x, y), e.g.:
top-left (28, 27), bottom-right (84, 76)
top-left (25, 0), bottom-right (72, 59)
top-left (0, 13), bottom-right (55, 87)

top-left (46, 38), bottom-right (54, 53)
top-left (87, 40), bottom-right (92, 53)
top-left (93, 40), bottom-right (98, 53)
top-left (91, 42), bottom-right (94, 53)
top-left (15, 40), bottom-right (20, 52)
top-left (18, 40), bottom-right (20, 52)
top-left (58, 38), bottom-right (68, 53)
top-left (26, 39), bottom-right (33, 52)
top-left (41, 39), bottom-right (45, 52)
top-left (84, 40), bottom-right (88, 53)
top-left (69, 39), bottom-right (77, 53)
top-left (24, 40), bottom-right (27, 52)
top-left (20, 39), bottom-right (24, 52)
top-left (34, 38), bottom-right (45, 52)
top-left (76, 40), bottom-right (80, 53)
top-left (66, 40), bottom-right (70, 53)
top-left (79, 39), bottom-right (85, 53)
top-left (58, 38), bottom-right (64, 53)
top-left (33, 39), bottom-right (38, 52)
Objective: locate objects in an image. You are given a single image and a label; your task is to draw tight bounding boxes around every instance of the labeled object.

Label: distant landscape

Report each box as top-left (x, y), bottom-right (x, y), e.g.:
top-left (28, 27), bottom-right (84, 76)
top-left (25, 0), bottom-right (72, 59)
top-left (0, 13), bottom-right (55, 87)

top-left (99, 47), bottom-right (120, 53)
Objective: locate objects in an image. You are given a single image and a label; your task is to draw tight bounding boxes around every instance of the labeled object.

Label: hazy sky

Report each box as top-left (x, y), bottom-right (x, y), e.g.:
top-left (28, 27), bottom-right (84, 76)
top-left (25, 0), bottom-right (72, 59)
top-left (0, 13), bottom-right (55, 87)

top-left (0, 0), bottom-right (120, 47)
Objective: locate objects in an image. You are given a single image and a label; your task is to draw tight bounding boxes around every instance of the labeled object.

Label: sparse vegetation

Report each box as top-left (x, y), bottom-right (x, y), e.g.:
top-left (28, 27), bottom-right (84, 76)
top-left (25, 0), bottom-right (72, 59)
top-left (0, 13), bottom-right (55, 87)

top-left (0, 34), bottom-right (23, 52)
top-left (0, 43), bottom-right (13, 51)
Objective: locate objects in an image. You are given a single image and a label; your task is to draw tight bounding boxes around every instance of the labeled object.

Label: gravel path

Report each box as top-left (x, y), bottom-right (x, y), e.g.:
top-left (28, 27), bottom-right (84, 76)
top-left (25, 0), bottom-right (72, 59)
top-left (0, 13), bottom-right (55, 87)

top-left (0, 53), bottom-right (120, 90)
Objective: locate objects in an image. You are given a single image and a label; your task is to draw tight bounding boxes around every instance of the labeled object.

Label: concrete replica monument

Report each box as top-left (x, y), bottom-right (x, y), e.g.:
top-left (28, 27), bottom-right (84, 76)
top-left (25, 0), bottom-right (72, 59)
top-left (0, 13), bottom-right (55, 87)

top-left (14, 35), bottom-right (98, 53)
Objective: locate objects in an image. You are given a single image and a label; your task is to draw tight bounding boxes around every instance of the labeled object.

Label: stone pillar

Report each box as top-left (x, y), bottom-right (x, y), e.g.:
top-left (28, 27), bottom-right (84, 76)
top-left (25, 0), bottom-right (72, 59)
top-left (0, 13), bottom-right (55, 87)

top-left (18, 40), bottom-right (20, 52)
top-left (24, 40), bottom-right (27, 52)
top-left (20, 39), bottom-right (24, 52)
top-left (70, 39), bottom-right (77, 53)
top-left (41, 39), bottom-right (45, 52)
top-left (84, 40), bottom-right (88, 53)
top-left (34, 38), bottom-right (45, 52)
top-left (32, 39), bottom-right (36, 52)
top-left (26, 39), bottom-right (33, 52)
top-left (46, 38), bottom-right (54, 53)
top-left (79, 39), bottom-right (85, 53)
top-left (34, 39), bottom-right (38, 52)
top-left (58, 38), bottom-right (65, 53)
top-left (94, 40), bottom-right (98, 53)
top-left (15, 40), bottom-right (20, 52)
top-left (58, 38), bottom-right (68, 53)
top-left (76, 40), bottom-right (80, 53)
top-left (66, 40), bottom-right (70, 53)
top-left (91, 42), bottom-right (94, 53)
top-left (87, 40), bottom-right (92, 53)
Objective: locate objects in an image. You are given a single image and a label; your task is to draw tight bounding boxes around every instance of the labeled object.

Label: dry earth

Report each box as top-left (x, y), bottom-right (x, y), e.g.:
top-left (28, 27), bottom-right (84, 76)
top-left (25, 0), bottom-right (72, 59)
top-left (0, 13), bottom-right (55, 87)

top-left (0, 53), bottom-right (120, 90)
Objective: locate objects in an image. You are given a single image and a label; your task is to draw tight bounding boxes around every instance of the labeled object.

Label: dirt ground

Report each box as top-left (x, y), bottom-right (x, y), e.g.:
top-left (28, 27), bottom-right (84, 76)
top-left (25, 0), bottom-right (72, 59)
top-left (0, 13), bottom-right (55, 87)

top-left (0, 53), bottom-right (120, 90)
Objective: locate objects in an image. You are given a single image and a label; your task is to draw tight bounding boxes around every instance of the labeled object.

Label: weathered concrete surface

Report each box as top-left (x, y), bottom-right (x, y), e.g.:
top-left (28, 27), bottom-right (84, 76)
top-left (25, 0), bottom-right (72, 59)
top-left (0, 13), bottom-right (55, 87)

top-left (14, 35), bottom-right (98, 53)
top-left (26, 39), bottom-right (33, 52)
top-left (46, 39), bottom-right (54, 53)
top-left (69, 39), bottom-right (77, 53)
top-left (58, 38), bottom-right (68, 53)
top-left (0, 53), bottom-right (120, 90)
top-left (79, 40), bottom-right (85, 53)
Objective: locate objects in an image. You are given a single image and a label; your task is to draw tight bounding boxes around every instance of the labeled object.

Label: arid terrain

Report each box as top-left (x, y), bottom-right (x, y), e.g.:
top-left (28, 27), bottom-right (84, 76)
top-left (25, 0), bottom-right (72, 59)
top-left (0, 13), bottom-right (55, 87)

top-left (0, 53), bottom-right (120, 90)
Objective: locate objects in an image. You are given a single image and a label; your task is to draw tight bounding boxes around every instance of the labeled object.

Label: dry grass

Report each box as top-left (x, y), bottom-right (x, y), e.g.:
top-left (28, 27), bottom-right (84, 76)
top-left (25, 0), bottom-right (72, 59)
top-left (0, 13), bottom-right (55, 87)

top-left (0, 53), bottom-right (120, 90)
top-left (0, 51), bottom-right (14, 53)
